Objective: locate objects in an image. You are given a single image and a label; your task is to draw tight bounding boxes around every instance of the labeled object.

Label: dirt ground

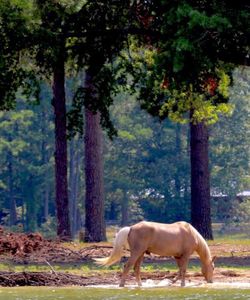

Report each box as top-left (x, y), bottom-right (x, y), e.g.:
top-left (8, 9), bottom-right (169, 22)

top-left (0, 228), bottom-right (250, 287)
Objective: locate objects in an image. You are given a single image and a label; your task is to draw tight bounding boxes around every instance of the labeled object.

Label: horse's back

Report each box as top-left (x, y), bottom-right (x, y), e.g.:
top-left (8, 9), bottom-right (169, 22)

top-left (128, 221), bottom-right (198, 256)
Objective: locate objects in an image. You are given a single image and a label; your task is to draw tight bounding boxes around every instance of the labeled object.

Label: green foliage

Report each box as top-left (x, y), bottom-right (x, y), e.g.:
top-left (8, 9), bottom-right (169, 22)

top-left (0, 0), bottom-right (40, 109)
top-left (120, 39), bottom-right (234, 125)
top-left (117, 0), bottom-right (249, 132)
top-left (210, 67), bottom-right (250, 222)
top-left (0, 87), bottom-right (55, 232)
top-left (157, 0), bottom-right (249, 76)
top-left (103, 66), bottom-right (250, 225)
top-left (67, 66), bottom-right (119, 139)
top-left (104, 93), bottom-right (191, 224)
top-left (0, 110), bottom-right (34, 155)
top-left (0, 70), bottom-right (249, 230)
top-left (39, 216), bottom-right (57, 238)
top-left (0, 0), bottom-right (249, 232)
top-left (119, 130), bottom-right (136, 141)
top-left (67, 87), bottom-right (85, 139)
top-left (65, 1), bottom-right (140, 139)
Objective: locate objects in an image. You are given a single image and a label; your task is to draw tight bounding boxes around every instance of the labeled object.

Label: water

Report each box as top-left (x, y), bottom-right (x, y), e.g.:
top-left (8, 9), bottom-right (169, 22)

top-left (0, 285), bottom-right (250, 300)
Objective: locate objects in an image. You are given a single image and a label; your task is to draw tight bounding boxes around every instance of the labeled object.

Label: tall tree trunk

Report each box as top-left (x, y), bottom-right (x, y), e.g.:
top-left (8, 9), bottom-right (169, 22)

top-left (69, 139), bottom-right (75, 235)
top-left (109, 200), bottom-right (116, 221)
top-left (73, 141), bottom-right (81, 234)
top-left (69, 137), bottom-right (81, 238)
top-left (73, 138), bottom-right (83, 233)
top-left (7, 149), bottom-right (17, 226)
top-left (174, 123), bottom-right (181, 199)
top-left (41, 107), bottom-right (49, 223)
top-left (44, 183), bottom-right (49, 222)
top-left (52, 53), bottom-right (71, 240)
top-left (84, 71), bottom-right (106, 242)
top-left (121, 191), bottom-right (129, 226)
top-left (25, 176), bottom-right (37, 232)
top-left (190, 117), bottom-right (213, 240)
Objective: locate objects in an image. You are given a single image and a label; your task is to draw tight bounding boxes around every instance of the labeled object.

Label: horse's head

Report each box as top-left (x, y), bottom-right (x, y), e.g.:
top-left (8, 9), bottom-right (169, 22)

top-left (202, 256), bottom-right (216, 283)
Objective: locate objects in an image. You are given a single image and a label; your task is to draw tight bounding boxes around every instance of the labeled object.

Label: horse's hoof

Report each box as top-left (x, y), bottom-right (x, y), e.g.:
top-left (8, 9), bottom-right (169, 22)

top-left (170, 279), bottom-right (177, 285)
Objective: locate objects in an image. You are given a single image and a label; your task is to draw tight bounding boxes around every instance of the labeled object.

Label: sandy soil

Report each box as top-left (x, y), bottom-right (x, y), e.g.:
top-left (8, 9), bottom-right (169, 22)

top-left (0, 229), bottom-right (250, 287)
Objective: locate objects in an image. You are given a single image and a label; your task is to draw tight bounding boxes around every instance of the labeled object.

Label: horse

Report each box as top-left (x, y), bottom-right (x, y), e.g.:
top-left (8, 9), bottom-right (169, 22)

top-left (94, 221), bottom-right (216, 287)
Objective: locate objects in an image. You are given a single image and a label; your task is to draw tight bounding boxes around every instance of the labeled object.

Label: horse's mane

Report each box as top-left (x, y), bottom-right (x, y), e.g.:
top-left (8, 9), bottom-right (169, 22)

top-left (189, 223), bottom-right (211, 263)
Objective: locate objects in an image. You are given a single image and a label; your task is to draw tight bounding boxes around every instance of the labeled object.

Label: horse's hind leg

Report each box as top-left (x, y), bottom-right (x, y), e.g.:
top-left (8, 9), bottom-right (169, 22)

top-left (119, 252), bottom-right (142, 287)
top-left (134, 253), bottom-right (144, 286)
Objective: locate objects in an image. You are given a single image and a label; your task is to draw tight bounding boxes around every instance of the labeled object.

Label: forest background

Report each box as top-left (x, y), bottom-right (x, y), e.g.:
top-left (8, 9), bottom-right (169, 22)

top-left (0, 0), bottom-right (249, 242)
top-left (1, 69), bottom-right (249, 238)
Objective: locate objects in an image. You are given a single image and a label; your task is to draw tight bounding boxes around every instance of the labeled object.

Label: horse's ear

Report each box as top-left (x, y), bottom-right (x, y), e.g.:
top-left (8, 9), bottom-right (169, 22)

top-left (212, 256), bottom-right (217, 263)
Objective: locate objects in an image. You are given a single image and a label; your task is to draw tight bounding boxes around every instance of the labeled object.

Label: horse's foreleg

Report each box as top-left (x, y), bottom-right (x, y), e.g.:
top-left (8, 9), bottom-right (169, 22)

top-left (134, 253), bottom-right (144, 287)
top-left (180, 261), bottom-right (188, 287)
top-left (174, 256), bottom-right (189, 287)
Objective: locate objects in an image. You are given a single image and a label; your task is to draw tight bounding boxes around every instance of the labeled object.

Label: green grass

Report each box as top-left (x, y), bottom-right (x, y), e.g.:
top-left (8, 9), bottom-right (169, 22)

top-left (0, 262), bottom-right (92, 274)
top-left (0, 257), bottom-right (247, 277)
top-left (0, 257), bottom-right (237, 275)
top-left (2, 286), bottom-right (250, 300)
top-left (211, 235), bottom-right (250, 245)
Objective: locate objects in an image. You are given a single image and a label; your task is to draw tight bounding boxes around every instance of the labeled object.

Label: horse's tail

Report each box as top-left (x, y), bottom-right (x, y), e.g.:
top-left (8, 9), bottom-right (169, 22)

top-left (94, 226), bottom-right (130, 267)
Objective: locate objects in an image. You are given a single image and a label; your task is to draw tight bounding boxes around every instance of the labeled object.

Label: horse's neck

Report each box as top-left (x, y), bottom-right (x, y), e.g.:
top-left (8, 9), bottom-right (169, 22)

top-left (196, 236), bottom-right (211, 264)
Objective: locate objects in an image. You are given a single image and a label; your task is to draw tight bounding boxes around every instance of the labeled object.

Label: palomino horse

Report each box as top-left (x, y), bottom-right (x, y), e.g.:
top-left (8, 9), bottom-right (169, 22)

top-left (95, 221), bottom-right (215, 287)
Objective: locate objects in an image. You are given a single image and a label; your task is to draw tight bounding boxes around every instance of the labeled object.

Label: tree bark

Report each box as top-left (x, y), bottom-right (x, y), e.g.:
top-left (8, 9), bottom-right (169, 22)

top-left (74, 140), bottom-right (81, 233)
top-left (44, 183), bottom-right (49, 222)
top-left (121, 191), bottom-right (129, 226)
top-left (69, 139), bottom-right (75, 235)
top-left (7, 149), bottom-right (17, 226)
top-left (190, 117), bottom-right (213, 240)
top-left (41, 107), bottom-right (49, 223)
top-left (69, 137), bottom-right (81, 238)
top-left (84, 71), bottom-right (106, 242)
top-left (174, 123), bottom-right (181, 199)
top-left (25, 176), bottom-right (37, 232)
top-left (52, 53), bottom-right (71, 240)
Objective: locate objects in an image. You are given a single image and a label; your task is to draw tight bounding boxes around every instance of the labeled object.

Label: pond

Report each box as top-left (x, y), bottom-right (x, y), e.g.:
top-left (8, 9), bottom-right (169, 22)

top-left (1, 285), bottom-right (250, 300)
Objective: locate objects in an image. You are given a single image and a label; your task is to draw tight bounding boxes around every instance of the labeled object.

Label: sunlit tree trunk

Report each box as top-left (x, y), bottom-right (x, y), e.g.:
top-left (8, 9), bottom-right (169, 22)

top-left (84, 71), bottom-right (106, 242)
top-left (52, 50), bottom-right (71, 240)
top-left (190, 115), bottom-right (213, 240)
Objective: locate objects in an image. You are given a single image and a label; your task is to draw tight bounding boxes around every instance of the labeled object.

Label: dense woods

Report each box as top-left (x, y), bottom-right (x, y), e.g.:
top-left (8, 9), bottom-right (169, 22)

top-left (0, 0), bottom-right (249, 241)
top-left (0, 70), bottom-right (249, 238)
